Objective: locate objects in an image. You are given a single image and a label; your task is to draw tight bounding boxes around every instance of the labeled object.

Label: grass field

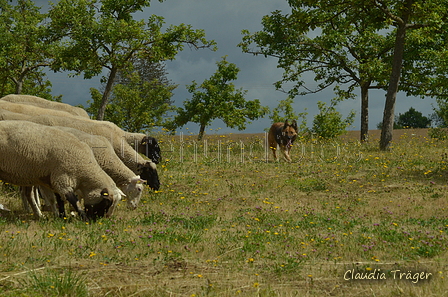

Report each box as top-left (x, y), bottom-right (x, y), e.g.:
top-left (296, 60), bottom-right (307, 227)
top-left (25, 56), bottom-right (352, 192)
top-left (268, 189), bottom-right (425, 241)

top-left (0, 129), bottom-right (448, 296)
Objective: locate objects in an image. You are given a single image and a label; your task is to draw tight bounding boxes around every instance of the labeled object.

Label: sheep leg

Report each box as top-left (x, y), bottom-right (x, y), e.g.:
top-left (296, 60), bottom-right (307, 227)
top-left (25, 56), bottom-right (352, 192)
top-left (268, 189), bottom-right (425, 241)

top-left (55, 193), bottom-right (66, 218)
top-left (64, 192), bottom-right (87, 221)
top-left (21, 186), bottom-right (44, 219)
top-left (39, 186), bottom-right (59, 217)
top-left (33, 187), bottom-right (41, 209)
top-left (20, 187), bottom-right (31, 213)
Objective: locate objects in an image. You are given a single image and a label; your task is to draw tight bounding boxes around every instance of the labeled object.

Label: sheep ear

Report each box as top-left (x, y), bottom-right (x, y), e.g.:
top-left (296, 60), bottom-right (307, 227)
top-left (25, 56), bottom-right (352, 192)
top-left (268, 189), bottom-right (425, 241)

top-left (141, 136), bottom-right (151, 146)
top-left (101, 188), bottom-right (110, 197)
top-left (146, 161), bottom-right (157, 170)
top-left (141, 137), bottom-right (147, 146)
top-left (117, 188), bottom-right (126, 197)
top-left (131, 175), bottom-right (147, 184)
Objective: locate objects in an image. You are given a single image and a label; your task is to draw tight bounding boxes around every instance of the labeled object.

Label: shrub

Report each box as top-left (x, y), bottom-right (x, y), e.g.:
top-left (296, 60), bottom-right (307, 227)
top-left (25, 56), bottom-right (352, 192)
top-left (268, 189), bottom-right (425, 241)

top-left (312, 100), bottom-right (355, 139)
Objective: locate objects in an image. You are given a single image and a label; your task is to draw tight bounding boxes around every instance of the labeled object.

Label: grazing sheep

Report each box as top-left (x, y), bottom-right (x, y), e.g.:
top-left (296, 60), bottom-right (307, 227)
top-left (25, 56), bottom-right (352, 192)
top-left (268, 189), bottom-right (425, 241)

top-left (0, 109), bottom-right (160, 190)
top-left (23, 127), bottom-right (147, 217)
top-left (96, 122), bottom-right (162, 164)
top-left (52, 126), bottom-right (146, 210)
top-left (0, 94), bottom-right (89, 118)
top-left (0, 99), bottom-right (160, 164)
top-left (125, 133), bottom-right (161, 164)
top-left (0, 100), bottom-right (81, 119)
top-left (0, 120), bottom-right (122, 220)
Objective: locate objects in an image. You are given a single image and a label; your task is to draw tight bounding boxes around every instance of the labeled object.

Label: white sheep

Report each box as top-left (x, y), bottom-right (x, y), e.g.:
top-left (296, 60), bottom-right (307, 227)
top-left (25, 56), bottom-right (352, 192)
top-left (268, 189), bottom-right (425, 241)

top-left (0, 99), bottom-right (81, 119)
top-left (0, 99), bottom-right (158, 164)
top-left (0, 108), bottom-right (160, 190)
top-left (52, 126), bottom-right (146, 209)
top-left (93, 121), bottom-right (161, 164)
top-left (23, 127), bottom-right (147, 217)
top-left (0, 120), bottom-right (122, 220)
top-left (0, 94), bottom-right (90, 118)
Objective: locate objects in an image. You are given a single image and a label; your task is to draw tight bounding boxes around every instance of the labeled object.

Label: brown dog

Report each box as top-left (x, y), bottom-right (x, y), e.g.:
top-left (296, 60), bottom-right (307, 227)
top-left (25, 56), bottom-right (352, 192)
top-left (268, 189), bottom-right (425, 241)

top-left (268, 120), bottom-right (298, 162)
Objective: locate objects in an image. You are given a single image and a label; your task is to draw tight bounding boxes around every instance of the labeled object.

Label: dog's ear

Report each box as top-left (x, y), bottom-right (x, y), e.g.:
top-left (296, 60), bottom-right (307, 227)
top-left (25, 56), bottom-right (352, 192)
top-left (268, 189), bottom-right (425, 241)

top-left (291, 120), bottom-right (298, 131)
top-left (284, 119), bottom-right (289, 127)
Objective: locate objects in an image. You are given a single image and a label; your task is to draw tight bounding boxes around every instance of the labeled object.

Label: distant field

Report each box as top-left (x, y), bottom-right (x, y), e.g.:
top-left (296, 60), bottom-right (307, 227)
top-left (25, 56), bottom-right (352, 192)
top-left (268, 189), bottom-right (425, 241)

top-left (0, 128), bottom-right (447, 296)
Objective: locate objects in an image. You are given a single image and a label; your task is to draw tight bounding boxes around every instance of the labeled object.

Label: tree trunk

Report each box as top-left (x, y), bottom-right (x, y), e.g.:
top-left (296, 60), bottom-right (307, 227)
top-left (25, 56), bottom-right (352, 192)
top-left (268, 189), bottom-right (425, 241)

top-left (96, 67), bottom-right (118, 121)
top-left (15, 80), bottom-right (23, 94)
top-left (12, 76), bottom-right (23, 94)
top-left (360, 82), bottom-right (369, 142)
top-left (379, 12), bottom-right (410, 150)
top-left (198, 124), bottom-right (206, 141)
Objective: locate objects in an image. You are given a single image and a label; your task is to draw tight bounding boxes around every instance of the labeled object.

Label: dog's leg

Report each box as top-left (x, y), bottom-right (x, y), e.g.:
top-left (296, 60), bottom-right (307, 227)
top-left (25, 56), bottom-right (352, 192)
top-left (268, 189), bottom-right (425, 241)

top-left (281, 145), bottom-right (292, 162)
top-left (279, 145), bottom-right (288, 162)
top-left (268, 133), bottom-right (278, 162)
top-left (284, 147), bottom-right (292, 162)
top-left (271, 146), bottom-right (278, 161)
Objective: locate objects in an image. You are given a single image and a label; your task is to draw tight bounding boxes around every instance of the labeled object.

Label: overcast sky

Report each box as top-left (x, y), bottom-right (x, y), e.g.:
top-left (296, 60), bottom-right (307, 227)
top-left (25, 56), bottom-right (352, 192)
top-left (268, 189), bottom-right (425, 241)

top-left (42, 0), bottom-right (436, 135)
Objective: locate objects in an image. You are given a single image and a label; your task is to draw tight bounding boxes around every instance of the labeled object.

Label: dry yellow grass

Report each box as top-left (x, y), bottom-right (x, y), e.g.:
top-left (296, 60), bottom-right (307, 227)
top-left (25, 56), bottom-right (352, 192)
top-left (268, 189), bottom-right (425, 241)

top-left (0, 129), bottom-right (447, 296)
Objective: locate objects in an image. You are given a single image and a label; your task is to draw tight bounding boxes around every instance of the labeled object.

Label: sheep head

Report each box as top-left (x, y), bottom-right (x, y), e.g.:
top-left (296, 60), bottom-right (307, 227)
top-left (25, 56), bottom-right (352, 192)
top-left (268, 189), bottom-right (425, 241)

top-left (84, 188), bottom-right (114, 220)
top-left (139, 136), bottom-right (161, 164)
top-left (138, 161), bottom-right (160, 191)
top-left (123, 175), bottom-right (146, 210)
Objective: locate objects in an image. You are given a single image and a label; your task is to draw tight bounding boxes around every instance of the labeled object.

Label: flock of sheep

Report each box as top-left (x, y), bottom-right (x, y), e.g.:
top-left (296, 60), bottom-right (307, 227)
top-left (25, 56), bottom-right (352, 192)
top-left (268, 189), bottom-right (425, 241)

top-left (0, 94), bottom-right (161, 220)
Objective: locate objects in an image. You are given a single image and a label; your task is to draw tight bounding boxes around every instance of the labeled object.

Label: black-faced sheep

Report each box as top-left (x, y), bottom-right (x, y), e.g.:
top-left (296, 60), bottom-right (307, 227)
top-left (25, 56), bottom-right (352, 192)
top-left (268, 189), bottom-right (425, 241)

top-left (0, 94), bottom-right (90, 118)
top-left (0, 120), bottom-right (122, 220)
top-left (125, 133), bottom-right (161, 164)
top-left (22, 127), bottom-right (148, 218)
top-left (53, 126), bottom-right (146, 210)
top-left (1, 97), bottom-right (161, 164)
top-left (0, 109), bottom-right (160, 190)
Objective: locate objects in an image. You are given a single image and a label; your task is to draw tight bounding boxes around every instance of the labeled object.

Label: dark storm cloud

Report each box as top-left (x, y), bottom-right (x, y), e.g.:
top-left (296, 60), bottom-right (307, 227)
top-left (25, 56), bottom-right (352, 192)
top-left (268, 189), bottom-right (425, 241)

top-left (28, 0), bottom-right (437, 133)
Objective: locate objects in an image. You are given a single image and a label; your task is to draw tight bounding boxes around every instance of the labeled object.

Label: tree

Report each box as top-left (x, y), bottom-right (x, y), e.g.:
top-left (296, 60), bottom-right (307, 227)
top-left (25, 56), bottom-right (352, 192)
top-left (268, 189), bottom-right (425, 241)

top-left (170, 57), bottom-right (269, 141)
top-left (240, 0), bottom-right (448, 148)
top-left (239, 0), bottom-right (393, 143)
top-left (48, 0), bottom-right (216, 120)
top-left (312, 99), bottom-right (355, 139)
top-left (375, 0), bottom-right (448, 150)
top-left (395, 107), bottom-right (431, 128)
top-left (376, 119), bottom-right (401, 130)
top-left (430, 98), bottom-right (448, 128)
top-left (87, 59), bottom-right (177, 132)
top-left (0, 0), bottom-right (55, 97)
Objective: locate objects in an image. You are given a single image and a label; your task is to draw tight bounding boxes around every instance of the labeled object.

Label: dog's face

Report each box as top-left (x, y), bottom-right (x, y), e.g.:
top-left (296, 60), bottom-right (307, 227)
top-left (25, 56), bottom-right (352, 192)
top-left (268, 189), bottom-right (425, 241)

top-left (282, 120), bottom-right (298, 140)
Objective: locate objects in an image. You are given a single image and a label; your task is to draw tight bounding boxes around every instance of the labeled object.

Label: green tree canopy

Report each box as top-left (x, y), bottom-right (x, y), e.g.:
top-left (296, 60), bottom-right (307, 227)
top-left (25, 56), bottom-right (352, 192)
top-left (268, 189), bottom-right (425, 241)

top-left (312, 99), bottom-right (355, 139)
top-left (395, 107), bottom-right (431, 129)
top-left (240, 0), bottom-right (448, 149)
top-left (87, 59), bottom-right (176, 132)
top-left (239, 0), bottom-right (393, 142)
top-left (269, 97), bottom-right (308, 133)
top-left (432, 98), bottom-right (448, 128)
top-left (0, 0), bottom-right (55, 97)
top-left (48, 0), bottom-right (216, 120)
top-left (170, 56), bottom-right (269, 140)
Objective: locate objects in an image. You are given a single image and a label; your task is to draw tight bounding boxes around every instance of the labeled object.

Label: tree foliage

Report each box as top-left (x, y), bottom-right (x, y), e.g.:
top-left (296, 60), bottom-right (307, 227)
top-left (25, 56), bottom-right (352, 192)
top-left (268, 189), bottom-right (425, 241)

top-left (431, 98), bottom-right (448, 128)
top-left (240, 0), bottom-right (448, 148)
top-left (48, 0), bottom-right (216, 120)
top-left (312, 100), bottom-right (355, 139)
top-left (270, 97), bottom-right (308, 132)
top-left (87, 59), bottom-right (176, 132)
top-left (395, 107), bottom-right (431, 129)
top-left (0, 0), bottom-right (55, 97)
top-left (239, 0), bottom-right (394, 142)
top-left (366, 0), bottom-right (448, 150)
top-left (170, 57), bottom-right (269, 140)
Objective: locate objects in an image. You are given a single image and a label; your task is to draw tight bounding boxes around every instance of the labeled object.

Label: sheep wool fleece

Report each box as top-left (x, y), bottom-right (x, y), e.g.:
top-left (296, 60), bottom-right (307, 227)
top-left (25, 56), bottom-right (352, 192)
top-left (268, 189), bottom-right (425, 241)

top-left (0, 120), bottom-right (116, 206)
